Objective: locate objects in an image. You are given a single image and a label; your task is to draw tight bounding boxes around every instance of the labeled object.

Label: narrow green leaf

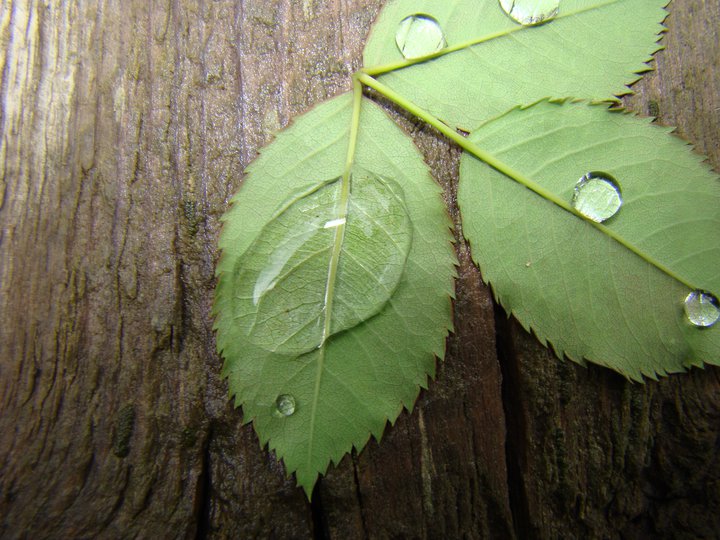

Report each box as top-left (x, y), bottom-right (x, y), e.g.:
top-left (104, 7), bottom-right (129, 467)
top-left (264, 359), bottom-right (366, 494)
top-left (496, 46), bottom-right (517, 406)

top-left (214, 92), bottom-right (455, 496)
top-left (363, 0), bottom-right (667, 131)
top-left (458, 100), bottom-right (720, 380)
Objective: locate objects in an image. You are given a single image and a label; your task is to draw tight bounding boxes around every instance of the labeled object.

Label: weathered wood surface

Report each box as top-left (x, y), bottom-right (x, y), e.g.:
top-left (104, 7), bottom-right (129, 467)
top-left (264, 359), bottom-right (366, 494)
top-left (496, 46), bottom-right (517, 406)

top-left (1, 0), bottom-right (718, 538)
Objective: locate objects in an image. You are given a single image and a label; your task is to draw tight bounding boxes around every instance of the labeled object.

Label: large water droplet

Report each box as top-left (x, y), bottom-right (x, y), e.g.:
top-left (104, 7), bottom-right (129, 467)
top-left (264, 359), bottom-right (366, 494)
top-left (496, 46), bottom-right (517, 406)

top-left (396, 14), bottom-right (446, 59)
top-left (499, 0), bottom-right (559, 25)
top-left (274, 394), bottom-right (296, 417)
top-left (572, 172), bottom-right (622, 223)
top-left (684, 290), bottom-right (720, 328)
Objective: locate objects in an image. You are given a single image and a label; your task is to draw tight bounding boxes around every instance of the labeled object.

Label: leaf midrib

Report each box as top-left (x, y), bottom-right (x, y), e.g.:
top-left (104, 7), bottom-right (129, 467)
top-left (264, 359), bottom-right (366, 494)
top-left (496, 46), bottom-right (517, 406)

top-left (363, 0), bottom-right (623, 76)
top-left (358, 74), bottom-right (700, 296)
top-left (306, 81), bottom-right (364, 475)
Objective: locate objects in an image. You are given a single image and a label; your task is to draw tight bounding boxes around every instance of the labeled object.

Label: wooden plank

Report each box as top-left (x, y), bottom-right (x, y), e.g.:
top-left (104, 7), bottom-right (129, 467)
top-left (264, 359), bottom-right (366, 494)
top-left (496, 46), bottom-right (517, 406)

top-left (0, 0), bottom-right (717, 538)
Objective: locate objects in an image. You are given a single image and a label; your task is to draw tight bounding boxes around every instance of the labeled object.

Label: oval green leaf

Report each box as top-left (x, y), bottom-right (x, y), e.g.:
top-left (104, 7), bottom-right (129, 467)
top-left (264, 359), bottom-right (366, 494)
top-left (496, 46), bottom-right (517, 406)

top-left (363, 0), bottom-right (668, 131)
top-left (458, 101), bottom-right (720, 380)
top-left (214, 92), bottom-right (455, 496)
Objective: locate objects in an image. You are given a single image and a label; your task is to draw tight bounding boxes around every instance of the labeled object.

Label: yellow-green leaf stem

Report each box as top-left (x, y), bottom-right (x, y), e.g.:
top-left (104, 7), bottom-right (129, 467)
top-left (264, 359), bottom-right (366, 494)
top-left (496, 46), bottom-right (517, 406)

top-left (357, 72), bottom-right (696, 293)
top-left (311, 79), bottom-right (367, 475)
top-left (322, 79), bottom-right (363, 347)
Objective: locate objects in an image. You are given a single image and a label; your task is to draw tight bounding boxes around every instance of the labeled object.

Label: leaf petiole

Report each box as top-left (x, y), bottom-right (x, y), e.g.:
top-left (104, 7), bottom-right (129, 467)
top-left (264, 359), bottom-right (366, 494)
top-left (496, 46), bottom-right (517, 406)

top-left (356, 72), bottom-right (696, 292)
top-left (343, 78), bottom-right (364, 184)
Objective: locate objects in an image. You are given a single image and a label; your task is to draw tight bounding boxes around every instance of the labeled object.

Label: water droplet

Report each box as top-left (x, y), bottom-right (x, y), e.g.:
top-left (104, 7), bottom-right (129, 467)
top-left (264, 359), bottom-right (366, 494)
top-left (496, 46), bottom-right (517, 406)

top-left (684, 290), bottom-right (720, 328)
top-left (572, 172), bottom-right (622, 223)
top-left (274, 394), bottom-right (296, 417)
top-left (396, 14), bottom-right (446, 59)
top-left (499, 0), bottom-right (559, 25)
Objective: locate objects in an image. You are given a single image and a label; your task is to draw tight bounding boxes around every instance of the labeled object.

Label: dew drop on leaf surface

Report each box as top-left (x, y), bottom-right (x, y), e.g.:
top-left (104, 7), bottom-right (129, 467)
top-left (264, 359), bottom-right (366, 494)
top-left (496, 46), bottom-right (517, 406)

top-left (684, 290), bottom-right (720, 328)
top-left (274, 394), bottom-right (296, 417)
top-left (499, 0), bottom-right (559, 26)
top-left (395, 14), bottom-right (446, 59)
top-left (571, 172), bottom-right (622, 223)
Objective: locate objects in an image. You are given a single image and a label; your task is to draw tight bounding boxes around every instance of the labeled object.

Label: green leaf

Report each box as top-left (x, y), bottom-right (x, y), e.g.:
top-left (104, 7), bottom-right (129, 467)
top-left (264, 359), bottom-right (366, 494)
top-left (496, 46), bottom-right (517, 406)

top-left (458, 100), bottom-right (720, 380)
top-left (214, 92), bottom-right (455, 496)
top-left (363, 0), bottom-right (667, 131)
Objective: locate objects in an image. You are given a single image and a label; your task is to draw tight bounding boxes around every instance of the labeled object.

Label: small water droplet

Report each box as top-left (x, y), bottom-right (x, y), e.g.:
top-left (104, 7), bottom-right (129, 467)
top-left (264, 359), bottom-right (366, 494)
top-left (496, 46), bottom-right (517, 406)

top-left (274, 394), bottom-right (296, 417)
top-left (396, 14), bottom-right (446, 59)
top-left (684, 290), bottom-right (720, 328)
top-left (572, 172), bottom-right (622, 223)
top-left (499, 0), bottom-right (559, 25)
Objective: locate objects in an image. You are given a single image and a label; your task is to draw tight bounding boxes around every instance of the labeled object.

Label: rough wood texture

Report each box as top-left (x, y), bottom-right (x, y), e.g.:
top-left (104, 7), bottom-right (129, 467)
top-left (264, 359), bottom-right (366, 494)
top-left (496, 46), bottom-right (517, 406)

top-left (1, 0), bottom-right (718, 538)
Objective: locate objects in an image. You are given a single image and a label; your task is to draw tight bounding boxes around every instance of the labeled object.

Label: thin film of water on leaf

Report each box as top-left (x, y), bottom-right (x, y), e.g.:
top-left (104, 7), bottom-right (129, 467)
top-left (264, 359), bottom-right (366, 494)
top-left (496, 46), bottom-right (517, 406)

top-left (274, 394), bottom-right (297, 417)
top-left (236, 173), bottom-right (413, 357)
top-left (395, 14), bottom-right (447, 59)
top-left (252, 222), bottom-right (322, 306)
top-left (499, 0), bottom-right (559, 25)
top-left (571, 172), bottom-right (622, 223)
top-left (684, 290), bottom-right (720, 327)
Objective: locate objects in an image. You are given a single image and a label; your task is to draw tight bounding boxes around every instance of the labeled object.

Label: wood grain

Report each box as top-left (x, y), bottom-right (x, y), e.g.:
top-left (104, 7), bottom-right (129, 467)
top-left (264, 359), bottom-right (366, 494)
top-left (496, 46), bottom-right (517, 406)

top-left (0, 0), bottom-right (717, 538)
